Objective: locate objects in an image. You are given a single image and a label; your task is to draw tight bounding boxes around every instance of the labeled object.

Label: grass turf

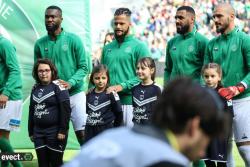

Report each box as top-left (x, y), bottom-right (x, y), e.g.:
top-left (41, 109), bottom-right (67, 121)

top-left (17, 142), bottom-right (244, 166)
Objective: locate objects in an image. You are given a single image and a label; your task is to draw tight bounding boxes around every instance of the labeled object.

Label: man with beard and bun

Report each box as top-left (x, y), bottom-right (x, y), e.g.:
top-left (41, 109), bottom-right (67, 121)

top-left (34, 5), bottom-right (89, 146)
top-left (164, 6), bottom-right (208, 167)
top-left (204, 3), bottom-right (250, 167)
top-left (101, 8), bottom-right (150, 127)
top-left (164, 6), bottom-right (208, 85)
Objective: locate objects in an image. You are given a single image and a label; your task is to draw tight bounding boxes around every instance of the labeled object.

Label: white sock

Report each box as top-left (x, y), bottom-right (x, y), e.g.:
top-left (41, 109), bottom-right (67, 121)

top-left (238, 145), bottom-right (250, 167)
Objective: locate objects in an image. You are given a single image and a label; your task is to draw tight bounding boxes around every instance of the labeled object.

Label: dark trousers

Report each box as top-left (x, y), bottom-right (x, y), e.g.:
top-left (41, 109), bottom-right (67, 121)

top-left (85, 123), bottom-right (113, 142)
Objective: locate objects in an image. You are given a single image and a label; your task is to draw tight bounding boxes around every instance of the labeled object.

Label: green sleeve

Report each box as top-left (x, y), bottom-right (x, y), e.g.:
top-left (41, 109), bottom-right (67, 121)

top-left (198, 37), bottom-right (209, 84)
top-left (120, 43), bottom-right (150, 90)
top-left (1, 41), bottom-right (22, 97)
top-left (68, 37), bottom-right (89, 87)
top-left (241, 35), bottom-right (250, 87)
top-left (34, 42), bottom-right (41, 63)
top-left (164, 42), bottom-right (172, 85)
top-left (100, 46), bottom-right (105, 64)
top-left (120, 77), bottom-right (140, 90)
top-left (203, 42), bottom-right (212, 65)
top-left (199, 37), bottom-right (209, 60)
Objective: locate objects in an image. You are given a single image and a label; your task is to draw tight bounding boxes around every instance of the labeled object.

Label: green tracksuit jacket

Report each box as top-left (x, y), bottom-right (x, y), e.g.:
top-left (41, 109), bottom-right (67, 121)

top-left (34, 30), bottom-right (89, 96)
top-left (164, 27), bottom-right (208, 84)
top-left (101, 35), bottom-right (150, 104)
top-left (0, 36), bottom-right (22, 100)
top-left (204, 27), bottom-right (250, 99)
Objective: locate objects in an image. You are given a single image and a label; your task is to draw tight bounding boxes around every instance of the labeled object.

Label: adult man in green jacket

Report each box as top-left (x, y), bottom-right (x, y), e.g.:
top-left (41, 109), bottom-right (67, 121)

top-left (164, 6), bottom-right (208, 167)
top-left (34, 6), bottom-right (89, 146)
top-left (204, 3), bottom-right (250, 167)
top-left (101, 8), bottom-right (150, 127)
top-left (0, 35), bottom-right (23, 167)
top-left (164, 6), bottom-right (208, 84)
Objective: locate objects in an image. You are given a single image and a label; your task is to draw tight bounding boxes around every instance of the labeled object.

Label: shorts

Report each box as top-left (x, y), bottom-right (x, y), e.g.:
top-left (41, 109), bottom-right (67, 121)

top-left (70, 91), bottom-right (87, 131)
top-left (122, 105), bottom-right (133, 127)
top-left (233, 96), bottom-right (250, 143)
top-left (34, 127), bottom-right (67, 152)
top-left (0, 100), bottom-right (22, 131)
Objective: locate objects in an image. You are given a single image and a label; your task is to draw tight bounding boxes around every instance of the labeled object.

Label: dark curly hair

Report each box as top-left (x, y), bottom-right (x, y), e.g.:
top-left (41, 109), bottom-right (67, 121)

top-left (32, 58), bottom-right (58, 84)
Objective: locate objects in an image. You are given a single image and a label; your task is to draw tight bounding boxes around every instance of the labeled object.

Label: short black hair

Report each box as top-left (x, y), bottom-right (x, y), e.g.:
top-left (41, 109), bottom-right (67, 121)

top-left (177, 6), bottom-right (195, 16)
top-left (46, 5), bottom-right (62, 16)
top-left (114, 8), bottom-right (132, 17)
top-left (152, 77), bottom-right (229, 138)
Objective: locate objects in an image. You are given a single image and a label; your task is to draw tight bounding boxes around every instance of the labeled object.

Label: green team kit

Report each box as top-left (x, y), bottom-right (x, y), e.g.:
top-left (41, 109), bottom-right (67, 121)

top-left (204, 28), bottom-right (250, 99)
top-left (164, 27), bottom-right (208, 83)
top-left (101, 35), bottom-right (150, 105)
top-left (0, 36), bottom-right (22, 100)
top-left (34, 30), bottom-right (88, 96)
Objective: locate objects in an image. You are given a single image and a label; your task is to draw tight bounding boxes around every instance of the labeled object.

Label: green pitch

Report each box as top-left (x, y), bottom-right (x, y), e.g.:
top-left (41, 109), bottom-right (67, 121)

top-left (17, 142), bottom-right (244, 166)
top-left (17, 144), bottom-right (244, 166)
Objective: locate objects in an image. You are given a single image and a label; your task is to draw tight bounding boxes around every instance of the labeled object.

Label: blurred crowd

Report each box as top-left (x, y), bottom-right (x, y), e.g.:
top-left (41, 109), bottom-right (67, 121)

top-left (93, 0), bottom-right (250, 62)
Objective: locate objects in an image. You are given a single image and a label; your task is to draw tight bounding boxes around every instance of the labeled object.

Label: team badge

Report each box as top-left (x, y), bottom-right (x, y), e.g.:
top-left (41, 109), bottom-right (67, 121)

top-left (125, 46), bottom-right (132, 53)
top-left (62, 44), bottom-right (68, 51)
top-left (38, 89), bottom-right (44, 98)
top-left (213, 47), bottom-right (218, 51)
top-left (139, 90), bottom-right (145, 101)
top-left (188, 45), bottom-right (194, 52)
top-left (172, 46), bottom-right (176, 50)
top-left (231, 44), bottom-right (237, 52)
top-left (94, 96), bottom-right (99, 106)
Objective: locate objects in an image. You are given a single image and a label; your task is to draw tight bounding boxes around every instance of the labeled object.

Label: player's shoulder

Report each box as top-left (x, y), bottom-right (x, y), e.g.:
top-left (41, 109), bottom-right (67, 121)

top-left (207, 36), bottom-right (218, 45)
top-left (195, 32), bottom-right (209, 42)
top-left (167, 35), bottom-right (181, 45)
top-left (103, 40), bottom-right (116, 50)
top-left (130, 36), bottom-right (148, 48)
top-left (152, 83), bottom-right (163, 92)
top-left (0, 36), bottom-right (14, 48)
top-left (35, 35), bottom-right (49, 45)
top-left (237, 30), bottom-right (250, 41)
top-left (64, 31), bottom-right (81, 40)
top-left (37, 35), bottom-right (49, 41)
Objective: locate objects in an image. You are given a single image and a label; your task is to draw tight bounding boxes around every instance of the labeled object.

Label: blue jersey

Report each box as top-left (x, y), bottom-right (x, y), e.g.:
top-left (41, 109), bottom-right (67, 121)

top-left (28, 81), bottom-right (71, 136)
top-left (132, 83), bottom-right (161, 124)
top-left (206, 86), bottom-right (233, 162)
top-left (86, 90), bottom-right (123, 126)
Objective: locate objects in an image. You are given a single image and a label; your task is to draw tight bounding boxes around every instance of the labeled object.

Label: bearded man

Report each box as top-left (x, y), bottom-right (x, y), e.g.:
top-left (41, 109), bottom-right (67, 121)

top-left (101, 8), bottom-right (150, 127)
top-left (34, 5), bottom-right (89, 146)
top-left (164, 6), bottom-right (208, 84)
